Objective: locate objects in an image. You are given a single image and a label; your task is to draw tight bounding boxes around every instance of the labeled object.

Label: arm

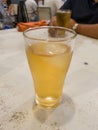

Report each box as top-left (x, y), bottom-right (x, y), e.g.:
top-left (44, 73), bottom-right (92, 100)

top-left (76, 24), bottom-right (98, 39)
top-left (69, 19), bottom-right (98, 39)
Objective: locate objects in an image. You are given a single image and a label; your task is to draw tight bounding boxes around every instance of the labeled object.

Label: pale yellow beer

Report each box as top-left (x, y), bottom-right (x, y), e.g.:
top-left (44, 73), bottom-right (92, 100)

top-left (26, 42), bottom-right (72, 108)
top-left (23, 26), bottom-right (76, 109)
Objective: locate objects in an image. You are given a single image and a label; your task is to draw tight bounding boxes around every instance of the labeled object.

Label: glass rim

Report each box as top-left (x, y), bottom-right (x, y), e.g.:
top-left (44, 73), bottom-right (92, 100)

top-left (23, 26), bottom-right (77, 41)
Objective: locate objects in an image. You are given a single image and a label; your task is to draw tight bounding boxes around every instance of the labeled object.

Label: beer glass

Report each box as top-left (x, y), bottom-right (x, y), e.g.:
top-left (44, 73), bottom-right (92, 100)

top-left (56, 10), bottom-right (71, 28)
top-left (23, 26), bottom-right (76, 109)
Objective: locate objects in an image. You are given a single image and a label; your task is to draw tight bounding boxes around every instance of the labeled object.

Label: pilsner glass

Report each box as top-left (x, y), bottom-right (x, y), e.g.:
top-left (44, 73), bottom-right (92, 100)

top-left (23, 26), bottom-right (76, 109)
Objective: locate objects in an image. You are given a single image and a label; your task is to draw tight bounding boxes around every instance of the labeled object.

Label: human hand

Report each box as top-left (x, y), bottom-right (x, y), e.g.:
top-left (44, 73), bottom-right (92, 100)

top-left (50, 17), bottom-right (77, 29)
top-left (49, 16), bottom-right (57, 26)
top-left (68, 18), bottom-right (77, 29)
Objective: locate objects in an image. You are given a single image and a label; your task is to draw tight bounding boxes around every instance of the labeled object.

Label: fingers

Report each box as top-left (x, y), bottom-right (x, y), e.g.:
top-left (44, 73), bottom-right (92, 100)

top-left (49, 16), bottom-right (57, 26)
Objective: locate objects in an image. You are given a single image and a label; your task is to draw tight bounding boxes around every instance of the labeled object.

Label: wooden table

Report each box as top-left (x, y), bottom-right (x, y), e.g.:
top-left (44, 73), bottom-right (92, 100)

top-left (0, 28), bottom-right (98, 130)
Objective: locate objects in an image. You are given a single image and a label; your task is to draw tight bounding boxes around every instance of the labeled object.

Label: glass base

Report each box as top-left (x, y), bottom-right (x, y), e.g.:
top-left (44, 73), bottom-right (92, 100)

top-left (35, 96), bottom-right (61, 109)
